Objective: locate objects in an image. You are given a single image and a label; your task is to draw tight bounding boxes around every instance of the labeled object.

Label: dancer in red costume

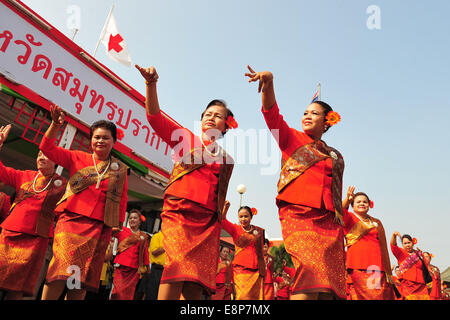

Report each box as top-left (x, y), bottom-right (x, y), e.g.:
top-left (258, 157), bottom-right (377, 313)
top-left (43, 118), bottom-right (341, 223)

top-left (0, 124), bottom-right (67, 299)
top-left (136, 65), bottom-right (235, 300)
top-left (246, 66), bottom-right (346, 299)
top-left (423, 252), bottom-right (443, 300)
top-left (342, 186), bottom-right (395, 300)
top-left (40, 106), bottom-right (128, 300)
top-left (221, 204), bottom-right (265, 300)
top-left (263, 238), bottom-right (275, 300)
top-left (210, 246), bottom-right (233, 300)
top-left (110, 209), bottom-right (150, 300)
top-left (390, 233), bottom-right (430, 300)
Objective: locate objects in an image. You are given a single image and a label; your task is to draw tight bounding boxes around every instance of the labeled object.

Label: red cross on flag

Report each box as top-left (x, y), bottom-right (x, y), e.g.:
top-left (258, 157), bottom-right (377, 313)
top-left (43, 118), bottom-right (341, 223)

top-left (98, 8), bottom-right (132, 67)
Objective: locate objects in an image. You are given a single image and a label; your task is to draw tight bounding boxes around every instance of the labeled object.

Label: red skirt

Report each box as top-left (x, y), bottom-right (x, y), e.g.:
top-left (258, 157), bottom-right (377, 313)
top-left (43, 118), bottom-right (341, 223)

top-left (45, 211), bottom-right (112, 292)
top-left (278, 202), bottom-right (346, 299)
top-left (264, 283), bottom-right (275, 300)
top-left (211, 283), bottom-right (232, 300)
top-left (233, 265), bottom-right (264, 300)
top-left (110, 265), bottom-right (140, 300)
top-left (346, 269), bottom-right (395, 300)
top-left (0, 230), bottom-right (49, 296)
top-left (399, 279), bottom-right (430, 300)
top-left (160, 197), bottom-right (221, 294)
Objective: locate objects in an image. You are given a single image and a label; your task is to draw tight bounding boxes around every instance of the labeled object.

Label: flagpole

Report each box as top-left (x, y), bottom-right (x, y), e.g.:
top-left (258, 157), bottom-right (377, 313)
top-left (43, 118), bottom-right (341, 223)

top-left (318, 83), bottom-right (321, 101)
top-left (93, 4), bottom-right (115, 57)
top-left (71, 28), bottom-right (79, 41)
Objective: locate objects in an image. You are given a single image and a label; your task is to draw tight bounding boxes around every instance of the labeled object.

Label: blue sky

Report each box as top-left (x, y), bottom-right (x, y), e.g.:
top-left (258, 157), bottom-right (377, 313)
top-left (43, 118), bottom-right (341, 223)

top-left (21, 0), bottom-right (450, 271)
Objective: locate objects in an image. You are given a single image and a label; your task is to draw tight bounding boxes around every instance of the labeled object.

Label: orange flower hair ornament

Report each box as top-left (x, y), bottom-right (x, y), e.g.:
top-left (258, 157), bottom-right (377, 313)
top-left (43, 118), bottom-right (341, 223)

top-left (251, 208), bottom-right (258, 216)
top-left (116, 128), bottom-right (125, 141)
top-left (412, 238), bottom-right (418, 245)
top-left (140, 214), bottom-right (146, 222)
top-left (325, 111), bottom-right (341, 127)
top-left (369, 200), bottom-right (374, 209)
top-left (225, 116), bottom-right (238, 129)
top-left (430, 253), bottom-right (434, 259)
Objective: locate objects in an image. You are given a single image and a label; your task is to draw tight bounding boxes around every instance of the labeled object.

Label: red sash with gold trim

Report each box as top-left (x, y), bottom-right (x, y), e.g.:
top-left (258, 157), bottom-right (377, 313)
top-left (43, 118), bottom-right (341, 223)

top-left (10, 173), bottom-right (67, 237)
top-left (117, 231), bottom-right (149, 270)
top-left (278, 141), bottom-right (344, 224)
top-left (57, 157), bottom-right (128, 228)
top-left (345, 215), bottom-right (394, 284)
top-left (235, 226), bottom-right (266, 277)
top-left (165, 146), bottom-right (234, 222)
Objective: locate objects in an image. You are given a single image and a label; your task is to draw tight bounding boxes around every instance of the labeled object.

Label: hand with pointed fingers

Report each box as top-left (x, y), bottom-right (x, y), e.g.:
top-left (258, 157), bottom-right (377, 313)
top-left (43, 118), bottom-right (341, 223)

top-left (50, 104), bottom-right (65, 126)
top-left (135, 65), bottom-right (159, 84)
top-left (0, 124), bottom-right (12, 151)
top-left (346, 185), bottom-right (355, 203)
top-left (245, 65), bottom-right (273, 93)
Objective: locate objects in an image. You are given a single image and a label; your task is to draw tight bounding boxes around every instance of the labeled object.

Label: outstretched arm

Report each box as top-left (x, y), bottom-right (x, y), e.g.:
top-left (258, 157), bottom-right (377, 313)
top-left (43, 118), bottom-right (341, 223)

top-left (0, 124), bottom-right (22, 188)
top-left (391, 231), bottom-right (401, 247)
top-left (245, 65), bottom-right (276, 111)
top-left (45, 105), bottom-right (65, 140)
top-left (40, 105), bottom-right (74, 170)
top-left (135, 65), bottom-right (160, 116)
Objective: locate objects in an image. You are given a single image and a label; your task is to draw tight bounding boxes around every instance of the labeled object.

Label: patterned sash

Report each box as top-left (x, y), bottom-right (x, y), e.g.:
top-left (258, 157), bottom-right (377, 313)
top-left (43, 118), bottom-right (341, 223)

top-left (10, 173), bottom-right (67, 237)
top-left (57, 157), bottom-right (128, 228)
top-left (117, 231), bottom-right (149, 270)
top-left (397, 250), bottom-right (422, 278)
top-left (165, 145), bottom-right (234, 222)
top-left (345, 220), bottom-right (374, 248)
top-left (235, 226), bottom-right (266, 277)
top-left (345, 215), bottom-right (394, 284)
top-left (278, 141), bottom-right (345, 224)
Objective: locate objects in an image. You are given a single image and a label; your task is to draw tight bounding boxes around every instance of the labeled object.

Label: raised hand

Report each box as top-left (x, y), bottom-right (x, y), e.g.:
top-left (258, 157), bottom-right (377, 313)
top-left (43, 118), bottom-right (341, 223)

top-left (222, 200), bottom-right (231, 219)
top-left (342, 185), bottom-right (355, 209)
top-left (245, 65), bottom-right (273, 93)
top-left (50, 104), bottom-right (65, 126)
top-left (0, 124), bottom-right (12, 151)
top-left (346, 185), bottom-right (355, 202)
top-left (135, 65), bottom-right (159, 84)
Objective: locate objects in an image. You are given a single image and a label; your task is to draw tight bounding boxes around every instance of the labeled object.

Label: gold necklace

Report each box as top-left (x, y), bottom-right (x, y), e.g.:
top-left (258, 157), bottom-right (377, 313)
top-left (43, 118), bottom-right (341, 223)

top-left (201, 139), bottom-right (220, 157)
top-left (92, 153), bottom-right (111, 189)
top-left (32, 172), bottom-right (53, 193)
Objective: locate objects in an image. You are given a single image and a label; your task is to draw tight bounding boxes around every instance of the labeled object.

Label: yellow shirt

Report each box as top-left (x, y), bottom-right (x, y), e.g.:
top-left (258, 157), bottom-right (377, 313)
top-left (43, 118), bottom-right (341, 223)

top-left (149, 231), bottom-right (166, 266)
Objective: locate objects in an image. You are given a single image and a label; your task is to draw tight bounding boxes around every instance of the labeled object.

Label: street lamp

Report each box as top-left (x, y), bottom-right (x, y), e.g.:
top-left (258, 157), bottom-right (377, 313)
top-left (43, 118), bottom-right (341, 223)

top-left (237, 184), bottom-right (246, 207)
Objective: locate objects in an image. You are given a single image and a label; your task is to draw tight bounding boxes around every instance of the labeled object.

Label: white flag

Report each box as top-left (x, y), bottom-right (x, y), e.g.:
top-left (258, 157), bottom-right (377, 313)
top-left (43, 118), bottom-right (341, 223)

top-left (99, 10), bottom-right (132, 67)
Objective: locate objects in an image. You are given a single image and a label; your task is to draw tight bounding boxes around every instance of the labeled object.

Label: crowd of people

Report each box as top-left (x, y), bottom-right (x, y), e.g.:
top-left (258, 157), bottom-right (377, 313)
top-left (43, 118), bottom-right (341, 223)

top-left (0, 65), bottom-right (447, 300)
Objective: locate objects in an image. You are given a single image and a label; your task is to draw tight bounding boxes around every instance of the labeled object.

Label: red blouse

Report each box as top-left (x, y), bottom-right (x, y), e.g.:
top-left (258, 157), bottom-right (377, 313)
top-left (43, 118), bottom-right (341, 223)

top-left (114, 227), bottom-right (150, 269)
top-left (274, 276), bottom-right (290, 298)
top-left (391, 244), bottom-right (426, 283)
top-left (221, 219), bottom-right (260, 270)
top-left (147, 111), bottom-right (220, 212)
top-left (216, 257), bottom-right (231, 284)
top-left (40, 135), bottom-right (127, 224)
top-left (0, 162), bottom-right (54, 237)
top-left (262, 102), bottom-right (334, 211)
top-left (343, 209), bottom-right (385, 271)
top-left (264, 256), bottom-right (274, 284)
